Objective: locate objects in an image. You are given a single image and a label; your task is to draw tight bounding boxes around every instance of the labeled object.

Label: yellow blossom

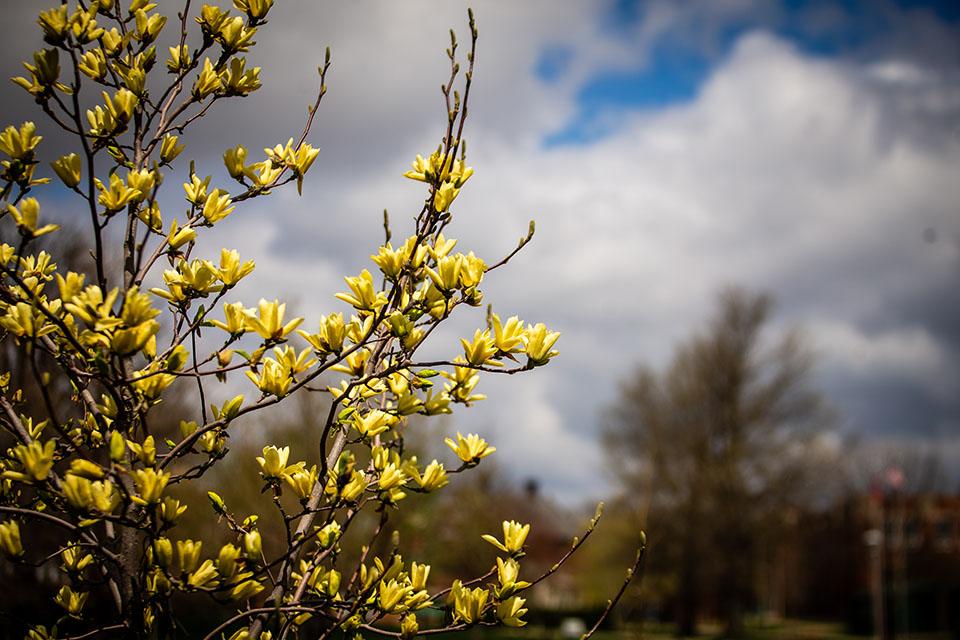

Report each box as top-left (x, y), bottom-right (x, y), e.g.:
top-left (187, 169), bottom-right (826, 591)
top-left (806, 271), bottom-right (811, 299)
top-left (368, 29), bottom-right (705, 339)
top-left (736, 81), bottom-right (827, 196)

top-left (335, 269), bottom-right (388, 312)
top-left (523, 322), bottom-right (560, 366)
top-left (256, 445), bottom-right (291, 478)
top-left (298, 312), bottom-right (346, 354)
top-left (444, 432), bottom-right (495, 464)
top-left (201, 188), bottom-right (234, 223)
top-left (461, 329), bottom-right (498, 366)
top-left (246, 299), bottom-right (302, 341)
top-left (0, 521), bottom-right (24, 558)
top-left (159, 134), bottom-right (184, 164)
top-left (497, 596), bottom-right (528, 627)
top-left (0, 122), bottom-right (41, 160)
top-left (6, 198), bottom-right (58, 238)
top-left (132, 468), bottom-right (170, 505)
top-left (50, 153), bottom-right (81, 188)
top-left (55, 586), bottom-right (88, 617)
top-left (246, 357), bottom-right (292, 397)
top-left (481, 520), bottom-right (530, 555)
top-left (217, 249), bottom-right (255, 285)
top-left (353, 409), bottom-right (397, 438)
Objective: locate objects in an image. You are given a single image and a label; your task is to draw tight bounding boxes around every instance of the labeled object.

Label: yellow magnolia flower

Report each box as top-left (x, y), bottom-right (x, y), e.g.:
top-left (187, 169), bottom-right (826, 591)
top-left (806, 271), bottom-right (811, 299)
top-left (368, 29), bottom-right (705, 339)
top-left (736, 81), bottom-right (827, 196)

top-left (425, 254), bottom-right (461, 293)
top-left (284, 464), bottom-right (319, 500)
top-left (353, 409), bottom-right (397, 438)
top-left (423, 390), bottom-right (451, 415)
top-left (159, 134), bottom-right (184, 164)
top-left (77, 49), bottom-right (107, 80)
top-left (481, 520), bottom-right (530, 555)
top-left (0, 521), bottom-right (24, 558)
top-left (37, 6), bottom-right (69, 43)
top-left (497, 596), bottom-right (528, 627)
top-left (379, 579), bottom-right (413, 613)
top-left (159, 497), bottom-right (187, 524)
top-left (184, 174), bottom-right (211, 204)
top-left (400, 614), bottom-right (418, 639)
top-left (256, 445), bottom-right (291, 479)
top-left (218, 17), bottom-right (257, 53)
top-left (316, 521), bottom-right (341, 548)
top-left (131, 468), bottom-right (170, 505)
top-left (133, 8), bottom-right (166, 44)
top-left (51, 153), bottom-right (81, 188)
top-left (218, 249), bottom-right (255, 285)
top-left (377, 463), bottom-right (406, 491)
top-left (523, 322), bottom-right (561, 366)
top-left (68, 459), bottom-right (104, 480)
top-left (298, 312), bottom-right (346, 354)
top-left (86, 89), bottom-right (137, 137)
top-left (461, 329), bottom-right (499, 366)
top-left (495, 557), bottom-right (530, 597)
top-left (223, 144), bottom-right (248, 180)
top-left (272, 344), bottom-right (316, 375)
top-left (243, 530), bottom-right (262, 557)
top-left (201, 188), bottom-right (235, 223)
top-left (371, 242), bottom-right (410, 280)
top-left (216, 543), bottom-right (240, 577)
top-left (433, 181), bottom-right (460, 212)
top-left (339, 470), bottom-right (367, 502)
top-left (492, 314), bottom-right (525, 353)
top-left (210, 301), bottom-right (251, 335)
top-left (7, 198), bottom-right (59, 238)
top-left (166, 44), bottom-right (191, 72)
top-left (443, 360), bottom-right (485, 405)
top-left (335, 269), bottom-right (388, 312)
top-left (55, 586), bottom-right (88, 617)
top-left (154, 538), bottom-right (174, 568)
top-left (62, 474), bottom-right (96, 510)
top-left (459, 251), bottom-right (486, 288)
top-left (234, 0), bottom-right (274, 20)
top-left (177, 539), bottom-right (202, 573)
top-left (167, 219), bottom-right (196, 249)
top-left (192, 58), bottom-right (222, 99)
top-left (250, 159), bottom-right (283, 187)
top-left (246, 299), bottom-right (302, 341)
top-left (188, 559), bottom-right (219, 588)
top-left (444, 432), bottom-right (495, 464)
top-left (5, 440), bottom-right (56, 482)
top-left (61, 546), bottom-right (93, 572)
top-left (246, 357), bottom-right (293, 397)
top-left (230, 579), bottom-right (265, 601)
top-left (415, 460), bottom-right (448, 491)
top-left (126, 168), bottom-right (156, 198)
top-left (0, 302), bottom-right (56, 339)
top-left (451, 583), bottom-right (488, 625)
top-left (96, 173), bottom-right (141, 212)
top-left (100, 28), bottom-right (124, 55)
top-left (403, 149), bottom-right (473, 186)
top-left (220, 57), bottom-right (262, 97)
top-left (0, 122), bottom-right (41, 160)
top-left (196, 5), bottom-right (230, 35)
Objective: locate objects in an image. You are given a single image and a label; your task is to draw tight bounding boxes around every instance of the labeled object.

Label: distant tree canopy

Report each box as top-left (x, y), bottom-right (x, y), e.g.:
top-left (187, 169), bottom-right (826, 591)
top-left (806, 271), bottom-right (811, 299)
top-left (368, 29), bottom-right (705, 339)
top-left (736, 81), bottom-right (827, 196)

top-left (604, 288), bottom-right (829, 638)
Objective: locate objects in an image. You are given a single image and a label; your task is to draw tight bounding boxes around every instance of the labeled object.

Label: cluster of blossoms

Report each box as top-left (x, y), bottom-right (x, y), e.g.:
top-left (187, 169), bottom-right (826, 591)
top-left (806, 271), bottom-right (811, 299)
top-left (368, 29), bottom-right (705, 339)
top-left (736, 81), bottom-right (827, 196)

top-left (0, 3), bottom-right (629, 640)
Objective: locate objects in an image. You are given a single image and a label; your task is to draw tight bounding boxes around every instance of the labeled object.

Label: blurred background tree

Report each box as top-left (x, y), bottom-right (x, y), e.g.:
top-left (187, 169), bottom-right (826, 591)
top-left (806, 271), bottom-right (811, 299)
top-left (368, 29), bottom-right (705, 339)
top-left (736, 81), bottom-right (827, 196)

top-left (603, 288), bottom-right (832, 638)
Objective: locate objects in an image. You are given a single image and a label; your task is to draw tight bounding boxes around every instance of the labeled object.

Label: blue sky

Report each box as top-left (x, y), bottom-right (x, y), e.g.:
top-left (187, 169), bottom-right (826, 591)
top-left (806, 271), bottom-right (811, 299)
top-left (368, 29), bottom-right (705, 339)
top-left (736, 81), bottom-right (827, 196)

top-left (548, 0), bottom-right (960, 144)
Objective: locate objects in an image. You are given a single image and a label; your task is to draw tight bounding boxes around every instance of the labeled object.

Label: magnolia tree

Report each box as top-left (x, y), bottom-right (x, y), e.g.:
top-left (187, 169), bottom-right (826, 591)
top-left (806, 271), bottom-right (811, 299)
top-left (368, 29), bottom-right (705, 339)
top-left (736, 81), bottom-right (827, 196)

top-left (0, 2), bottom-right (644, 638)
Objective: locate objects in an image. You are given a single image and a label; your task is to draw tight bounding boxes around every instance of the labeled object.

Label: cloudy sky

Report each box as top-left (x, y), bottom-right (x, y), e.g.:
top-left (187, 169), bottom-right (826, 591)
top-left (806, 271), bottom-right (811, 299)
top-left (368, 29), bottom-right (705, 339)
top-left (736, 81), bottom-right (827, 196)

top-left (2, 1), bottom-right (959, 505)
